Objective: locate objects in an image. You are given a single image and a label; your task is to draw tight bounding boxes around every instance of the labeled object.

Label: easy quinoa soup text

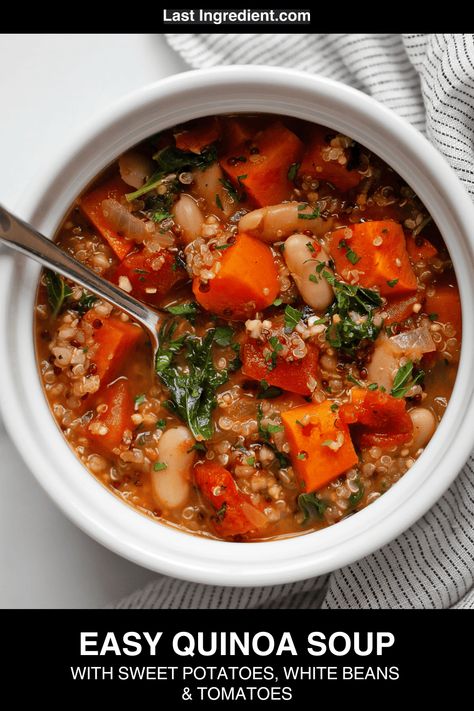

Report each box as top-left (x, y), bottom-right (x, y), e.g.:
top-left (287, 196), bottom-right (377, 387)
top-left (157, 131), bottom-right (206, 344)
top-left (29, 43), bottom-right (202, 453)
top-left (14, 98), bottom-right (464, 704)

top-left (35, 114), bottom-right (461, 542)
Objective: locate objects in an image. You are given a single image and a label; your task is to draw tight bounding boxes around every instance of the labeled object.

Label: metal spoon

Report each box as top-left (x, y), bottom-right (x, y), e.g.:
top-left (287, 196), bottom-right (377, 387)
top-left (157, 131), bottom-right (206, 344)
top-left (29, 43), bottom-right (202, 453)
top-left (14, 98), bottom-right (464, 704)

top-left (0, 204), bottom-right (162, 357)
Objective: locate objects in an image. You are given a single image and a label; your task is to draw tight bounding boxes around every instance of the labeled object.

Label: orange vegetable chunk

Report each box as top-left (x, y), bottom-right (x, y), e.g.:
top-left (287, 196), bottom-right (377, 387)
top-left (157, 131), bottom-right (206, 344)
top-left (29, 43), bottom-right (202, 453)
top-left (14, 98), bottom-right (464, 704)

top-left (298, 126), bottom-right (362, 191)
top-left (425, 282), bottom-right (462, 336)
top-left (220, 121), bottom-right (303, 207)
top-left (192, 233), bottom-right (279, 320)
top-left (281, 401), bottom-right (358, 492)
top-left (174, 116), bottom-right (221, 154)
top-left (88, 379), bottom-right (134, 455)
top-left (241, 340), bottom-right (319, 396)
top-left (339, 387), bottom-right (413, 448)
top-left (194, 462), bottom-right (267, 538)
top-left (329, 220), bottom-right (417, 296)
top-left (84, 313), bottom-right (143, 387)
top-left (79, 176), bottom-right (134, 260)
top-left (113, 250), bottom-right (186, 307)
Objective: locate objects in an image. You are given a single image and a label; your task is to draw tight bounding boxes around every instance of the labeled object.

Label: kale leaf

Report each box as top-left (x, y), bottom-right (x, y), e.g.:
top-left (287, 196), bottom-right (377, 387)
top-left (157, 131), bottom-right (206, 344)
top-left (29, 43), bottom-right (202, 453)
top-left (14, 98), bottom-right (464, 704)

top-left (155, 323), bottom-right (228, 440)
top-left (323, 270), bottom-right (382, 355)
top-left (298, 493), bottom-right (328, 523)
top-left (44, 270), bottom-right (72, 318)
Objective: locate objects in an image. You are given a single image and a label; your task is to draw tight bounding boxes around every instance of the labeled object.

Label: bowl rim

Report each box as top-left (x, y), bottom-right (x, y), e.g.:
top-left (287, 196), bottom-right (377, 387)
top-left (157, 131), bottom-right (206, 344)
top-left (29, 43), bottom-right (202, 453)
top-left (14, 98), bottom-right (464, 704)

top-left (1, 65), bottom-right (474, 587)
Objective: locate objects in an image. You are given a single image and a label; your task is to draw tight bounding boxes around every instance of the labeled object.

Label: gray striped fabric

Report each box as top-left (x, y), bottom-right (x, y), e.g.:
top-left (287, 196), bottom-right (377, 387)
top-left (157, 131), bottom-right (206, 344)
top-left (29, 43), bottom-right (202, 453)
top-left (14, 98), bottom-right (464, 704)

top-left (115, 33), bottom-right (474, 609)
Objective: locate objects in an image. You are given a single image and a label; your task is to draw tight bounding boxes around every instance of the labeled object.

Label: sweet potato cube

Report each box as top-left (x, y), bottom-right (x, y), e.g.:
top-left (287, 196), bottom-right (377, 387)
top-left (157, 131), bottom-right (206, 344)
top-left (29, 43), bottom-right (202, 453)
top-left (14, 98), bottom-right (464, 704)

top-left (281, 401), bottom-right (358, 492)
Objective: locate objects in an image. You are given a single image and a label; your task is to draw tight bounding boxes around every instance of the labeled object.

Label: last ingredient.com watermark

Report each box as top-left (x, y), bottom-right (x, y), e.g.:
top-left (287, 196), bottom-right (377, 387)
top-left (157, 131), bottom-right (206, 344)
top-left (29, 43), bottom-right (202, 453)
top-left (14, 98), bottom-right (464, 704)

top-left (162, 8), bottom-right (311, 25)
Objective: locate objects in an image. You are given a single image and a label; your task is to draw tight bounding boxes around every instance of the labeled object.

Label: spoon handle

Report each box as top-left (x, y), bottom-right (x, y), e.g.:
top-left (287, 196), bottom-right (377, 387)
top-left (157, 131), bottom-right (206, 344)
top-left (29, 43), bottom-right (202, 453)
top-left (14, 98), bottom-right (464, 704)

top-left (0, 204), bottom-right (161, 342)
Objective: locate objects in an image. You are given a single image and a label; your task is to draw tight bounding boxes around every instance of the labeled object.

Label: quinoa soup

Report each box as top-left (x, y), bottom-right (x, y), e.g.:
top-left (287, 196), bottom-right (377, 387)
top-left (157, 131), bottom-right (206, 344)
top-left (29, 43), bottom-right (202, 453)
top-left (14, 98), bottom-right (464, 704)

top-left (35, 114), bottom-right (461, 542)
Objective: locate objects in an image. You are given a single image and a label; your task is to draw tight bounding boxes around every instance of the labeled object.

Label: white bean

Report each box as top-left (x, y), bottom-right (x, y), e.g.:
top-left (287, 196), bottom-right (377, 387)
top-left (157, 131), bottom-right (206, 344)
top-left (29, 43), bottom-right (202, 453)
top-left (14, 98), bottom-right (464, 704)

top-left (366, 334), bottom-right (402, 391)
top-left (238, 202), bottom-right (335, 242)
top-left (152, 426), bottom-right (196, 510)
top-left (192, 163), bottom-right (234, 217)
top-left (283, 233), bottom-right (334, 311)
top-left (408, 408), bottom-right (436, 453)
top-left (119, 150), bottom-right (155, 189)
top-left (173, 194), bottom-right (204, 244)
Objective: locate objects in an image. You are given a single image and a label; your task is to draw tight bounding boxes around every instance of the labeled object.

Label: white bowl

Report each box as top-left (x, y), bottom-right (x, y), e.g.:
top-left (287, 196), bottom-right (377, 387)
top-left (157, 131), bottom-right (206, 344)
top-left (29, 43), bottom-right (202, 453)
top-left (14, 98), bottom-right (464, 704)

top-left (1, 66), bottom-right (474, 587)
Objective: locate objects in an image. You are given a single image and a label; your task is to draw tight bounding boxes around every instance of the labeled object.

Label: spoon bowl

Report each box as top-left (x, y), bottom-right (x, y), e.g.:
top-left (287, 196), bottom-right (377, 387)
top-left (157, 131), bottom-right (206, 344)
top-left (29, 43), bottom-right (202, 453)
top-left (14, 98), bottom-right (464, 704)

top-left (0, 203), bottom-right (162, 363)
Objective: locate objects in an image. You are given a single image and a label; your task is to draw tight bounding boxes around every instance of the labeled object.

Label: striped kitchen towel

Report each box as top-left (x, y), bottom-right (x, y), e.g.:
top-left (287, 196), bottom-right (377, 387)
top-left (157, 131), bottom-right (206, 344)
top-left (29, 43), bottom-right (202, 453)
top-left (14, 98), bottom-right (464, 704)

top-left (115, 33), bottom-right (474, 609)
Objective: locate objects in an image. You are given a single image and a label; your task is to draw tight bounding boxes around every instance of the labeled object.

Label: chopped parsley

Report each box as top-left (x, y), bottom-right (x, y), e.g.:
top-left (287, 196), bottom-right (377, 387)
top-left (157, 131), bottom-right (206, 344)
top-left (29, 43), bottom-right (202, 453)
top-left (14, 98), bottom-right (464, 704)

top-left (298, 493), bottom-right (328, 523)
top-left (273, 297), bottom-right (283, 307)
top-left (287, 162), bottom-right (300, 182)
top-left (390, 361), bottom-right (424, 398)
top-left (265, 336), bottom-right (283, 370)
top-left (219, 175), bottom-right (246, 203)
top-left (134, 393), bottom-right (146, 408)
top-left (348, 480), bottom-right (365, 508)
top-left (428, 312), bottom-right (438, 321)
top-left (215, 501), bottom-right (227, 522)
top-left (213, 326), bottom-right (234, 347)
top-left (188, 442), bottom-right (207, 453)
top-left (126, 144), bottom-right (217, 201)
top-left (215, 193), bottom-right (223, 210)
top-left (338, 239), bottom-right (360, 265)
top-left (297, 203), bottom-right (320, 220)
top-left (257, 380), bottom-right (283, 399)
top-left (165, 302), bottom-right (200, 320)
top-left (153, 462), bottom-right (167, 471)
top-left (387, 278), bottom-right (399, 288)
top-left (246, 456), bottom-right (256, 466)
top-left (367, 383), bottom-right (378, 391)
top-left (156, 419), bottom-right (167, 429)
top-left (323, 271), bottom-right (383, 355)
top-left (284, 304), bottom-right (303, 332)
top-left (75, 291), bottom-right (98, 315)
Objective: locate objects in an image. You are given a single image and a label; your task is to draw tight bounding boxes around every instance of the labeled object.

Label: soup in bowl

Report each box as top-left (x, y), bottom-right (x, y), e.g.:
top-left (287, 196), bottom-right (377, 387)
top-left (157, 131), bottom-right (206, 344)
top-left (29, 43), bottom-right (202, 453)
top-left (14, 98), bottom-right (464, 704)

top-left (35, 112), bottom-right (461, 542)
top-left (1, 66), bottom-right (472, 585)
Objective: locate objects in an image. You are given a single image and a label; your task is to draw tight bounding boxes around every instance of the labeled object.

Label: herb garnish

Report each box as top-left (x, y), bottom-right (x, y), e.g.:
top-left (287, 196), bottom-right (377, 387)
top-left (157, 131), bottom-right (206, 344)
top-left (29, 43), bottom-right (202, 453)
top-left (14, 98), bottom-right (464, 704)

top-left (126, 145), bottom-right (217, 201)
top-left (75, 291), bottom-right (98, 315)
top-left (265, 336), bottom-right (283, 370)
top-left (153, 462), bottom-right (167, 471)
top-left (219, 176), bottom-right (246, 203)
top-left (338, 239), bottom-right (361, 265)
top-left (256, 404), bottom-right (290, 468)
top-left (348, 479), bottom-right (365, 508)
top-left (387, 278), bottom-right (399, 288)
top-left (165, 302), bottom-right (200, 321)
top-left (323, 271), bottom-right (382, 355)
top-left (298, 493), bottom-right (328, 523)
top-left (284, 304), bottom-right (303, 333)
top-left (44, 271), bottom-right (73, 318)
top-left (134, 393), bottom-right (146, 408)
top-left (215, 194), bottom-right (223, 210)
top-left (287, 162), bottom-right (300, 182)
top-left (155, 323), bottom-right (228, 440)
top-left (257, 380), bottom-right (283, 399)
top-left (390, 361), bottom-right (424, 398)
top-left (297, 203), bottom-right (320, 220)
top-left (215, 501), bottom-right (227, 522)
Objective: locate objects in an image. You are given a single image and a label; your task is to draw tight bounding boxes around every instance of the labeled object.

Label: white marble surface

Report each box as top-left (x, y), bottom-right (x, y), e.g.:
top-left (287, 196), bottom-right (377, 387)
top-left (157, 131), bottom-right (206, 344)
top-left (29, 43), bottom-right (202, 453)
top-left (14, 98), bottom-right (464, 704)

top-left (0, 33), bottom-right (187, 608)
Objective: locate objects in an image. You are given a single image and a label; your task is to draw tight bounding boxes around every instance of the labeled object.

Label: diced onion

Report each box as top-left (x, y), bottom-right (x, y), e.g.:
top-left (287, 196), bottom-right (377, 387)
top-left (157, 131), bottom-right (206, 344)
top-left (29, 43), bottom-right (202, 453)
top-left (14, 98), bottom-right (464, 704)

top-left (390, 325), bottom-right (435, 356)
